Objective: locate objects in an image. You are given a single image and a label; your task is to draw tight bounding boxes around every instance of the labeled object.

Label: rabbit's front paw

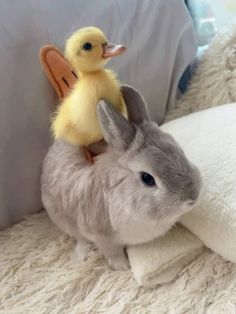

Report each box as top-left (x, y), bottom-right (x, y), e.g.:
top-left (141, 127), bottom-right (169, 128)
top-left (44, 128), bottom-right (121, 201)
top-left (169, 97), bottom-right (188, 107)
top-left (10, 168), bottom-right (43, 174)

top-left (71, 238), bottom-right (92, 263)
top-left (107, 254), bottom-right (130, 270)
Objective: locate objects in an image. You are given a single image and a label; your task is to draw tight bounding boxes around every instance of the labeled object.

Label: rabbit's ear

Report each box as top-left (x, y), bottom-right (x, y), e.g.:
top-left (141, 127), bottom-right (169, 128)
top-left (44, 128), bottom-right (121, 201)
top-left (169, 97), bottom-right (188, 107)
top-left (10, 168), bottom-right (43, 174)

top-left (121, 85), bottom-right (150, 125)
top-left (97, 100), bottom-right (135, 150)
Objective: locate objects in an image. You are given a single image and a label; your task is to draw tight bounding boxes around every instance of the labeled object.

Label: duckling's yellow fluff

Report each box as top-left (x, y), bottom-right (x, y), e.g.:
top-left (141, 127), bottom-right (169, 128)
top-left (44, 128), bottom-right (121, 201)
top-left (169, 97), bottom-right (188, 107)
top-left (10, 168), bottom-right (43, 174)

top-left (52, 27), bottom-right (127, 146)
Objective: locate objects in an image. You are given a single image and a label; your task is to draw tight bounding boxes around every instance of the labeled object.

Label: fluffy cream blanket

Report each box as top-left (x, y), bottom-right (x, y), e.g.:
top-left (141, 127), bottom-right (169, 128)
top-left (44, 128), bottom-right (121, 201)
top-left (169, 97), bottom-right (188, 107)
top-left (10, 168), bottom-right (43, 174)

top-left (1, 25), bottom-right (236, 313)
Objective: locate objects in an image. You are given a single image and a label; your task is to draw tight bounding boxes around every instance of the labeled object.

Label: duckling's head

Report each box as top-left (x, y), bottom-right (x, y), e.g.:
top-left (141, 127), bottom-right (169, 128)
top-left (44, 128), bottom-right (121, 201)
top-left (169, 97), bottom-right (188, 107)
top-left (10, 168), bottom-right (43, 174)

top-left (65, 27), bottom-right (126, 73)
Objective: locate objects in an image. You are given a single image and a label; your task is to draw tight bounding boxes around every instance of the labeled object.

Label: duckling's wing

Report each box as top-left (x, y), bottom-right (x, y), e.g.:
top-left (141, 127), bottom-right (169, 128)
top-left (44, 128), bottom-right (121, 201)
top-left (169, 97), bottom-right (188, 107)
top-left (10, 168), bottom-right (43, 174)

top-left (39, 45), bottom-right (78, 100)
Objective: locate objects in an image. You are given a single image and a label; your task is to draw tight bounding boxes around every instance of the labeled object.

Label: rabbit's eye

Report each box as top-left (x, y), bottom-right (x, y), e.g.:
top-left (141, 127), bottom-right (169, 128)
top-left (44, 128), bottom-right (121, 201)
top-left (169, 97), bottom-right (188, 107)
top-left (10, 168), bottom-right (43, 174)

top-left (141, 172), bottom-right (156, 187)
top-left (82, 42), bottom-right (93, 51)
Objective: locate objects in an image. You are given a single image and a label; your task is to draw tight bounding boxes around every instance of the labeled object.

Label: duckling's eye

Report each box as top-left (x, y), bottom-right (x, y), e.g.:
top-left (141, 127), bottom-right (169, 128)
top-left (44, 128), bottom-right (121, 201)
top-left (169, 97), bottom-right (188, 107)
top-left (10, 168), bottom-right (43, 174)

top-left (83, 42), bottom-right (92, 51)
top-left (140, 172), bottom-right (156, 187)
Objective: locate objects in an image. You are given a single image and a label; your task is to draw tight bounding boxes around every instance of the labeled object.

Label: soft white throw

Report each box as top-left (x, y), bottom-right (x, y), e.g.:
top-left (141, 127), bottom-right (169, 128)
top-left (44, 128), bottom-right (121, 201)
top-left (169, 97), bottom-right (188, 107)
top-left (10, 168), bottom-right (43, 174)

top-left (128, 225), bottom-right (203, 287)
top-left (128, 103), bottom-right (236, 287)
top-left (164, 103), bottom-right (236, 262)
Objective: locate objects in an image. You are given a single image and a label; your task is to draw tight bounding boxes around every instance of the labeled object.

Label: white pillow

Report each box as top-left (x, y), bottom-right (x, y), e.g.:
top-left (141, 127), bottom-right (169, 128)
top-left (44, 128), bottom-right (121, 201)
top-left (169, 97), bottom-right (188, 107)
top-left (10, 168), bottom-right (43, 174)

top-left (161, 103), bottom-right (236, 262)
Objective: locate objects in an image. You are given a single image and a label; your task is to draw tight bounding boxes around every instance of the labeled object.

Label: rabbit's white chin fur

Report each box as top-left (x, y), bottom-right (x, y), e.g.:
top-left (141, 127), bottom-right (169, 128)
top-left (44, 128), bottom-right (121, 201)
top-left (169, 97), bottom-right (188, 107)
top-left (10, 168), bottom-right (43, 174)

top-left (41, 85), bottom-right (201, 269)
top-left (115, 202), bottom-right (193, 246)
top-left (116, 215), bottom-right (177, 246)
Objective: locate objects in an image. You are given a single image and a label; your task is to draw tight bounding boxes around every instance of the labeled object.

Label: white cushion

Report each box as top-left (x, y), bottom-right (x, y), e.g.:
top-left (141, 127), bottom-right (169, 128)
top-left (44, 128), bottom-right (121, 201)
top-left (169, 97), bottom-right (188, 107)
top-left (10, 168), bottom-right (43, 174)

top-left (161, 103), bottom-right (236, 262)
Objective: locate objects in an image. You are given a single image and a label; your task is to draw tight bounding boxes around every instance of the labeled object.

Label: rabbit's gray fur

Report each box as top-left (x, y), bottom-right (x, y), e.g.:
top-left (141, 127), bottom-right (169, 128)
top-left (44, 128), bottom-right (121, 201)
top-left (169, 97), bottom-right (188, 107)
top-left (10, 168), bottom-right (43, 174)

top-left (41, 86), bottom-right (201, 270)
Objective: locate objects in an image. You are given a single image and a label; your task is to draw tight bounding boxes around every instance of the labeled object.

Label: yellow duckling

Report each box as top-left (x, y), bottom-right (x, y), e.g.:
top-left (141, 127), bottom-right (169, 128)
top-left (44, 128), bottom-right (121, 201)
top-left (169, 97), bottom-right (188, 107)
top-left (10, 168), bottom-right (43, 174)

top-left (52, 26), bottom-right (127, 146)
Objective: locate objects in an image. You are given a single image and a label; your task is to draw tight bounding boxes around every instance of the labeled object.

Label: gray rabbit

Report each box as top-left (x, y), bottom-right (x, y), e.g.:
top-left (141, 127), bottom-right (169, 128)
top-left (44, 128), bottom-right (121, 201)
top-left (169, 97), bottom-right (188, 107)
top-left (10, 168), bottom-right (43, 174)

top-left (41, 86), bottom-right (201, 270)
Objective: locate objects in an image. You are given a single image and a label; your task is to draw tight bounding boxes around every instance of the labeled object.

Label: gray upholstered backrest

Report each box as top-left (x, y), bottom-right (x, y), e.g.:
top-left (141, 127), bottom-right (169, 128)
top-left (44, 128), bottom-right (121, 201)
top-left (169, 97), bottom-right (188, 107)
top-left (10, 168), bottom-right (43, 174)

top-left (0, 0), bottom-right (196, 228)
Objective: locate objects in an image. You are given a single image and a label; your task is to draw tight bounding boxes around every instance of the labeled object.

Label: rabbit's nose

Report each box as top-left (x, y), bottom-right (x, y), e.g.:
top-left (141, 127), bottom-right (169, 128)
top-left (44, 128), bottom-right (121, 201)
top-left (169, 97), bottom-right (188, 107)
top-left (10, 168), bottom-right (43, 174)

top-left (183, 191), bottom-right (199, 206)
top-left (188, 188), bottom-right (199, 202)
top-left (184, 166), bottom-right (202, 203)
top-left (186, 200), bottom-right (195, 206)
top-left (182, 181), bottom-right (200, 203)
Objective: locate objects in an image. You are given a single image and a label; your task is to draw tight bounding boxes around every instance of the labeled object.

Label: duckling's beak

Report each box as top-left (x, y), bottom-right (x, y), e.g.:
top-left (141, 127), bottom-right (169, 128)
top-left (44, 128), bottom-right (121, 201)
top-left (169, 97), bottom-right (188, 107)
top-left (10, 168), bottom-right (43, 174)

top-left (102, 43), bottom-right (126, 59)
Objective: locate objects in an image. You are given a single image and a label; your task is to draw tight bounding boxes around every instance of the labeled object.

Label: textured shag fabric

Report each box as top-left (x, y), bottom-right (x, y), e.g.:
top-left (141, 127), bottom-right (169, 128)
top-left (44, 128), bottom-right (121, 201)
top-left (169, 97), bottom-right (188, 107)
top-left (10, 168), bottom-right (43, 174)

top-left (0, 213), bottom-right (236, 314)
top-left (165, 23), bottom-right (236, 122)
top-left (1, 24), bottom-right (236, 313)
top-left (1, 213), bottom-right (236, 313)
top-left (128, 225), bottom-right (204, 287)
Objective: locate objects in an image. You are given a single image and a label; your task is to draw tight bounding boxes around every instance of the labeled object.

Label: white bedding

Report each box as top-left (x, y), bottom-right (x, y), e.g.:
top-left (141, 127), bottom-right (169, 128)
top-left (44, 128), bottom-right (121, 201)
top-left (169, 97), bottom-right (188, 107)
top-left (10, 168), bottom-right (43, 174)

top-left (128, 102), bottom-right (236, 287)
